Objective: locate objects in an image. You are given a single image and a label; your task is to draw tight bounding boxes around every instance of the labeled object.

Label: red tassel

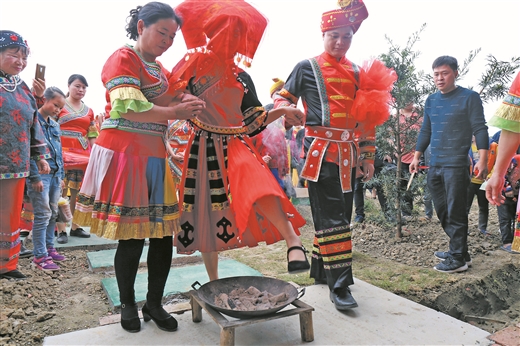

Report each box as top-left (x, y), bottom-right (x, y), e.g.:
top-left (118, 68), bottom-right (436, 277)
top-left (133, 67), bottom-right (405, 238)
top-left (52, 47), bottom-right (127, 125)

top-left (351, 58), bottom-right (397, 129)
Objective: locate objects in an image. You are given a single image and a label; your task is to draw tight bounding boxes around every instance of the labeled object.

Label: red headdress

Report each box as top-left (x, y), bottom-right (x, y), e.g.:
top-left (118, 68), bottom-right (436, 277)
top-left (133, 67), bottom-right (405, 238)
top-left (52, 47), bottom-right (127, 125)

top-left (321, 0), bottom-right (369, 34)
top-left (174, 0), bottom-right (268, 68)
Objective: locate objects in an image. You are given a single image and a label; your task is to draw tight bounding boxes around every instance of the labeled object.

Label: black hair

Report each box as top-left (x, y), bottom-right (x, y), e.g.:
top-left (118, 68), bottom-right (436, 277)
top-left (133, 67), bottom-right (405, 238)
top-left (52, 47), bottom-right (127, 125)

top-left (67, 74), bottom-right (88, 87)
top-left (125, 2), bottom-right (183, 41)
top-left (432, 56), bottom-right (458, 72)
top-left (0, 30), bottom-right (30, 56)
top-left (44, 86), bottom-right (66, 100)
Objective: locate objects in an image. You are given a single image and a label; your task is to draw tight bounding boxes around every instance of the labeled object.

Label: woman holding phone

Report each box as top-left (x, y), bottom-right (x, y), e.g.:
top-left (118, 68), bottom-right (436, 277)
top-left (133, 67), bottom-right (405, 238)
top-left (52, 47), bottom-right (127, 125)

top-left (0, 30), bottom-right (50, 280)
top-left (56, 74), bottom-right (99, 243)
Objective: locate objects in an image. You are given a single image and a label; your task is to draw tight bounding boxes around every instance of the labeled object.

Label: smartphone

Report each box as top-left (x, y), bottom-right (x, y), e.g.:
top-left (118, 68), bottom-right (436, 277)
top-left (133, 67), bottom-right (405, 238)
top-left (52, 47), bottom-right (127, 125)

top-left (35, 64), bottom-right (46, 80)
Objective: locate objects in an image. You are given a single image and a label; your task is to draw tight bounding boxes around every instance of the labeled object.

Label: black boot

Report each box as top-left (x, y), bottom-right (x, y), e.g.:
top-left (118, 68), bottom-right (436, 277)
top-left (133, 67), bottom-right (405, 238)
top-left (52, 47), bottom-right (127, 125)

top-left (120, 303), bottom-right (140, 333)
top-left (142, 303), bottom-right (178, 332)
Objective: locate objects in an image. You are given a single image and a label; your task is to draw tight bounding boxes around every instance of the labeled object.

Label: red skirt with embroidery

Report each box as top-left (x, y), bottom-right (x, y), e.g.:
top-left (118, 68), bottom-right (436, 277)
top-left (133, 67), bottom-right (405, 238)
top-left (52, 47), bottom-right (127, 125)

top-left (175, 131), bottom-right (305, 254)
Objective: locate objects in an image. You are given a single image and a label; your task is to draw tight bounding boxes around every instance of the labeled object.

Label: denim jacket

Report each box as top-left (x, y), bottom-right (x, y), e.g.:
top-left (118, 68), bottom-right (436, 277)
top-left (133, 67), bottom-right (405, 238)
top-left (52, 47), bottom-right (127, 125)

top-left (29, 113), bottom-right (65, 183)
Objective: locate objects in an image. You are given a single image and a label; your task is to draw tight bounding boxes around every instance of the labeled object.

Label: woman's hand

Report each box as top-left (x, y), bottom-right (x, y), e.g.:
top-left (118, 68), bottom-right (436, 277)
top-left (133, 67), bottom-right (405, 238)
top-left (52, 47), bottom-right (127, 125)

top-left (171, 153), bottom-right (184, 161)
top-left (168, 97), bottom-right (206, 120)
top-left (282, 106), bottom-right (304, 127)
top-left (486, 174), bottom-right (506, 206)
top-left (31, 181), bottom-right (44, 193)
top-left (36, 159), bottom-right (50, 174)
top-left (32, 78), bottom-right (46, 97)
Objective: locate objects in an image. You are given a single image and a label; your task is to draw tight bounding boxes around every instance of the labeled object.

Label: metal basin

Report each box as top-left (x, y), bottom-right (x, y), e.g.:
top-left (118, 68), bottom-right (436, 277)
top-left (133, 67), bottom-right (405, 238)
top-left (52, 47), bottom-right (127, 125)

top-left (191, 276), bottom-right (305, 319)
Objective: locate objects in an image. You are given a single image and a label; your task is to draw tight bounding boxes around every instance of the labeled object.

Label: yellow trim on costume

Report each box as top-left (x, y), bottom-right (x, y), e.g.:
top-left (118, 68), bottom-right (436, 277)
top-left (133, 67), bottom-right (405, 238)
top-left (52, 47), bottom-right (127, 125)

top-left (493, 103), bottom-right (520, 122)
top-left (163, 162), bottom-right (179, 207)
top-left (74, 210), bottom-right (181, 238)
top-left (109, 86), bottom-right (148, 103)
top-left (327, 78), bottom-right (352, 83)
top-left (331, 113), bottom-right (347, 118)
top-left (330, 95), bottom-right (352, 101)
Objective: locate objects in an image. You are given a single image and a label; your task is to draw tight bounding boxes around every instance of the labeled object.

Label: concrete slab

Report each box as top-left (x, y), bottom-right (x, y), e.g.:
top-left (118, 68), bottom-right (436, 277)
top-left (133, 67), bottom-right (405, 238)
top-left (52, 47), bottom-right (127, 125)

top-left (44, 279), bottom-right (491, 346)
top-left (86, 246), bottom-right (202, 272)
top-left (102, 259), bottom-right (262, 308)
top-left (53, 227), bottom-right (118, 251)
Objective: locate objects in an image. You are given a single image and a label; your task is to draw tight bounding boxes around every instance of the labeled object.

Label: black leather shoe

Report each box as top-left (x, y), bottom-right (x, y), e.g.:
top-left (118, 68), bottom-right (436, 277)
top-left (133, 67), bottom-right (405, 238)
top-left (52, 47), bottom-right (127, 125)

top-left (19, 244), bottom-right (33, 258)
top-left (69, 228), bottom-right (90, 238)
top-left (287, 245), bottom-right (310, 274)
top-left (56, 232), bottom-right (68, 244)
top-left (330, 287), bottom-right (358, 310)
top-left (142, 303), bottom-right (178, 332)
top-left (0, 269), bottom-right (27, 280)
top-left (120, 303), bottom-right (141, 333)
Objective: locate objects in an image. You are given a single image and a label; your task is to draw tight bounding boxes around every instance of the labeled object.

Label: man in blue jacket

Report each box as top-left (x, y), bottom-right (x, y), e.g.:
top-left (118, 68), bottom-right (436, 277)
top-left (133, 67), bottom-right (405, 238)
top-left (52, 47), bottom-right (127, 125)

top-left (410, 56), bottom-right (489, 273)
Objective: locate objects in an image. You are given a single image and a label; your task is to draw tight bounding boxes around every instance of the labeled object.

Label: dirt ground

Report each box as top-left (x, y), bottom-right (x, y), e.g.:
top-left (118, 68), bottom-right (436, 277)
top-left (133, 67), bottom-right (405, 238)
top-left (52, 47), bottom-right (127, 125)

top-left (1, 203), bottom-right (519, 345)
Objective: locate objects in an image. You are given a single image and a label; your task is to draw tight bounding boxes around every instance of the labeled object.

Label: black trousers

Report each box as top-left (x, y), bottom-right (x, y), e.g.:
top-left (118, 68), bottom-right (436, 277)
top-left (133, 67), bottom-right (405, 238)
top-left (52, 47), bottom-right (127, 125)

top-left (497, 197), bottom-right (516, 244)
top-left (308, 162), bottom-right (355, 291)
top-left (115, 236), bottom-right (173, 307)
top-left (428, 167), bottom-right (470, 260)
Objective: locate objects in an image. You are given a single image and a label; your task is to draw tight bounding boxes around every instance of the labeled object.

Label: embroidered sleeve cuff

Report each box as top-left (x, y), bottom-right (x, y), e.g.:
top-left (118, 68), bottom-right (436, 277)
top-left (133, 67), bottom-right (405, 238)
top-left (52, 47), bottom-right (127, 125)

top-left (32, 153), bottom-right (51, 161)
top-left (243, 106), bottom-right (268, 136)
top-left (87, 125), bottom-right (100, 138)
top-left (359, 152), bottom-right (375, 162)
top-left (109, 98), bottom-right (154, 119)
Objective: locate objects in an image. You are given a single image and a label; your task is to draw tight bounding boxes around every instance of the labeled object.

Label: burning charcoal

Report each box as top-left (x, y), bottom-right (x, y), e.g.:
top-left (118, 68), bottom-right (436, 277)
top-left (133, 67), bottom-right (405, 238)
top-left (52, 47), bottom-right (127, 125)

top-left (239, 297), bottom-right (256, 310)
top-left (268, 292), bottom-right (288, 304)
top-left (245, 286), bottom-right (262, 296)
top-left (255, 303), bottom-right (271, 310)
top-left (214, 293), bottom-right (232, 310)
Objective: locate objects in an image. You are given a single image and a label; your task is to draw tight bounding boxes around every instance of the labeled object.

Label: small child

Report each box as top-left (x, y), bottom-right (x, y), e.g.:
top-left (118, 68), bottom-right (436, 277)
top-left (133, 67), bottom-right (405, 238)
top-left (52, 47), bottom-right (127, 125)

top-left (26, 87), bottom-right (67, 271)
top-left (497, 152), bottom-right (520, 254)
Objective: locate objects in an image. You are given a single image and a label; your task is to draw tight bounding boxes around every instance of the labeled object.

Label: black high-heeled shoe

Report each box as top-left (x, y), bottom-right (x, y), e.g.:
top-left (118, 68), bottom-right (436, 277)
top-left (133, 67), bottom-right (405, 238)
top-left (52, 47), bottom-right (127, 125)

top-left (120, 303), bottom-right (140, 333)
top-left (287, 245), bottom-right (310, 274)
top-left (142, 303), bottom-right (178, 332)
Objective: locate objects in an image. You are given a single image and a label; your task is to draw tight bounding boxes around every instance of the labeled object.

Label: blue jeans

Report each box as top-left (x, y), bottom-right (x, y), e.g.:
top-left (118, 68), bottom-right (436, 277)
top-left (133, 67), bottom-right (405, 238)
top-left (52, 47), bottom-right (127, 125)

top-left (428, 167), bottom-right (470, 260)
top-left (423, 186), bottom-right (433, 218)
top-left (26, 174), bottom-right (61, 258)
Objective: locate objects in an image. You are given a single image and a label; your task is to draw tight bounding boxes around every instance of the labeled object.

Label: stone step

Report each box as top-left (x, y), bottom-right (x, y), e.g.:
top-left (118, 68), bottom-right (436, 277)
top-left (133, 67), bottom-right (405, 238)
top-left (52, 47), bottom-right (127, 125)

top-left (86, 246), bottom-right (202, 272)
top-left (53, 227), bottom-right (118, 251)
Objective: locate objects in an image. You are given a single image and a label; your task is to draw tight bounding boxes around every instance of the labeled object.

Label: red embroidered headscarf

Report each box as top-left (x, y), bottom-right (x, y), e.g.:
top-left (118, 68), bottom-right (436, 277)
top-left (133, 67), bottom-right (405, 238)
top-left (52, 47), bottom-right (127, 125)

top-left (175, 0), bottom-right (268, 67)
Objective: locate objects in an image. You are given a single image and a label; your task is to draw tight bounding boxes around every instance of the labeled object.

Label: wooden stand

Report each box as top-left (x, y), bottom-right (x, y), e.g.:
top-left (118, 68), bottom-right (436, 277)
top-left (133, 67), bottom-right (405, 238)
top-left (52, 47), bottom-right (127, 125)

top-left (190, 290), bottom-right (314, 346)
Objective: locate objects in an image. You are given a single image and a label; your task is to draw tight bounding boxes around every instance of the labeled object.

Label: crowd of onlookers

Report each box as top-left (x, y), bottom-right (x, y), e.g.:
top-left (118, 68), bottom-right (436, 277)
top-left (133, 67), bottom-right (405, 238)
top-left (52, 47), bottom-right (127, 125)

top-left (15, 77), bottom-right (520, 279)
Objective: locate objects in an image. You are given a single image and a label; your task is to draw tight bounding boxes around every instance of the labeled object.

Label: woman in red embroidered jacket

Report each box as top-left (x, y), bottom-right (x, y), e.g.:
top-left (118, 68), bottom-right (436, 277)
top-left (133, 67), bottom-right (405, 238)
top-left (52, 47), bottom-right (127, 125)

top-left (56, 74), bottom-right (99, 241)
top-left (73, 2), bottom-right (205, 333)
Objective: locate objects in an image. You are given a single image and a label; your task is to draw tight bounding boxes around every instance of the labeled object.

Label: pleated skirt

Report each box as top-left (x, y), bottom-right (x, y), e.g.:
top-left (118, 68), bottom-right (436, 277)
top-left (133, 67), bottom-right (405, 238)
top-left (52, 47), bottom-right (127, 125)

top-left (74, 128), bottom-right (180, 240)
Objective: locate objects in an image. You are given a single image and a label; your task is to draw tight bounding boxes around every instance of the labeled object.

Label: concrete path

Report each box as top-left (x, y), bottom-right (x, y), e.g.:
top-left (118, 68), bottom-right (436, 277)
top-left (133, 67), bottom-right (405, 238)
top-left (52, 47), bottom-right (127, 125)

top-left (43, 279), bottom-right (491, 346)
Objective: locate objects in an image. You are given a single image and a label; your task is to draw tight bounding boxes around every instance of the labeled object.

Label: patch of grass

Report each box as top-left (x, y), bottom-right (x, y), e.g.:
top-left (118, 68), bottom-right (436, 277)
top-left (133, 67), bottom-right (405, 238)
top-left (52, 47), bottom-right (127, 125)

top-left (352, 251), bottom-right (457, 294)
top-left (221, 204), bottom-right (454, 295)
